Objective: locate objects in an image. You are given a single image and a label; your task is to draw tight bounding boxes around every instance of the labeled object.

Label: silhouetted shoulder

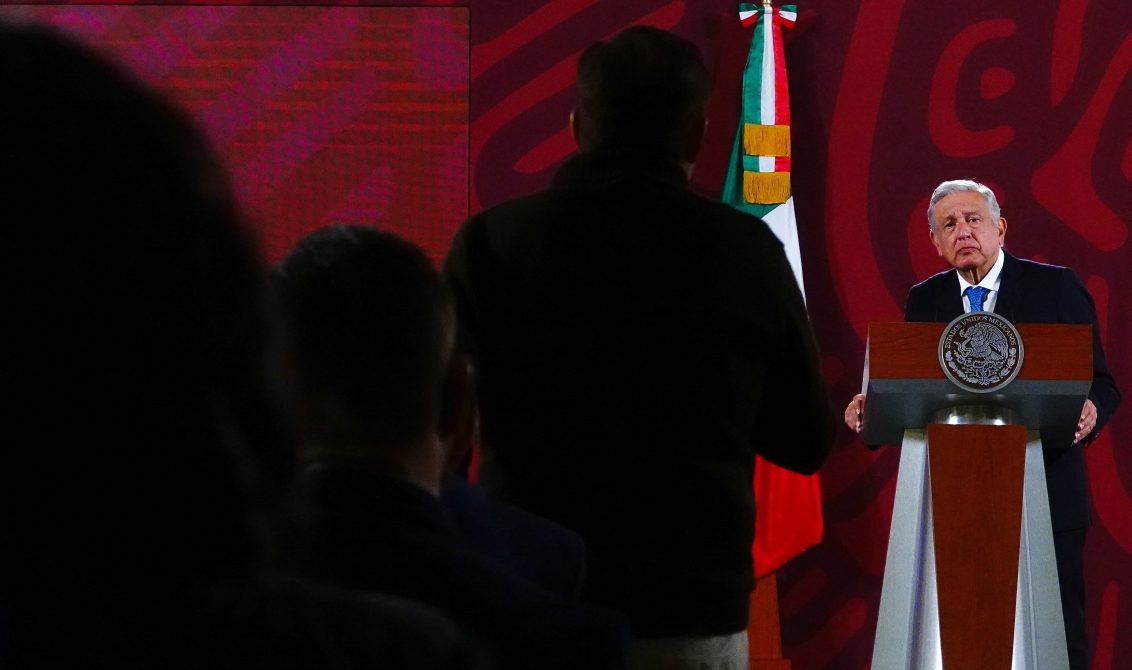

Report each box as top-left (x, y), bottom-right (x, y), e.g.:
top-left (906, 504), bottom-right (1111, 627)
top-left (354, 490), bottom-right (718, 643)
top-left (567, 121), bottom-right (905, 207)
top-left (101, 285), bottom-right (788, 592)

top-left (203, 573), bottom-right (486, 670)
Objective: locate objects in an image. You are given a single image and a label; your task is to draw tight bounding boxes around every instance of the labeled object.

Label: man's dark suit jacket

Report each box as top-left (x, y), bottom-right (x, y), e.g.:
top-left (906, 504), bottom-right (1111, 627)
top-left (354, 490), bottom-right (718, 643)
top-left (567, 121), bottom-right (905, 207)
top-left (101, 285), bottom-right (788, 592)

top-left (442, 473), bottom-right (587, 599)
top-left (904, 251), bottom-right (1120, 531)
top-left (444, 149), bottom-right (834, 637)
top-left (295, 465), bottom-right (627, 669)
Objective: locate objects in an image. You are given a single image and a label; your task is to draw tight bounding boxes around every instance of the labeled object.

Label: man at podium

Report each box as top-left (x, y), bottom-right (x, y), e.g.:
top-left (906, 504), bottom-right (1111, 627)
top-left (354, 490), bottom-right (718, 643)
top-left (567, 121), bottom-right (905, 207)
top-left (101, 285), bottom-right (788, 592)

top-left (844, 179), bottom-right (1120, 670)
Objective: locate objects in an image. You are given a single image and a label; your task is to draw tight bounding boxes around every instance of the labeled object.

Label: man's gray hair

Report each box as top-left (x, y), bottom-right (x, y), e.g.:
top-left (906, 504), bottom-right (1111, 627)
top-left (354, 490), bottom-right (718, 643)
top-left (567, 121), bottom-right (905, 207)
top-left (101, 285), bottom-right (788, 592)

top-left (926, 179), bottom-right (1001, 229)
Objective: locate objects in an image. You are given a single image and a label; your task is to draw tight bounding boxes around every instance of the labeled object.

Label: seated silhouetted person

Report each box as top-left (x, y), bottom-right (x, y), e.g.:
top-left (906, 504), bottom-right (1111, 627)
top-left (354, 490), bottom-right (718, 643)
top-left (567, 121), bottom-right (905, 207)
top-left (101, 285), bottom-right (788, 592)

top-left (440, 394), bottom-right (587, 599)
top-left (441, 469), bottom-right (587, 600)
top-left (275, 225), bottom-right (627, 669)
top-left (0, 22), bottom-right (477, 669)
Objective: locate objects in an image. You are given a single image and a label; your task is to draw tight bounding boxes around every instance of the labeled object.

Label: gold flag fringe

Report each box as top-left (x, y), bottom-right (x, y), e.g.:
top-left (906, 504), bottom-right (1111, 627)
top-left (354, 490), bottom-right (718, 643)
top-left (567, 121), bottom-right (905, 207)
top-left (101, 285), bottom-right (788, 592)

top-left (743, 123), bottom-right (791, 157)
top-left (743, 171), bottom-right (791, 204)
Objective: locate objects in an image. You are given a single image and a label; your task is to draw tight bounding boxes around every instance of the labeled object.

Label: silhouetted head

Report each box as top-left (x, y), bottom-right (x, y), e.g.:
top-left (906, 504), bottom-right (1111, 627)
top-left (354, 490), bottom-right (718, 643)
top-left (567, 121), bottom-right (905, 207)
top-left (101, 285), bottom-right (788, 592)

top-left (1, 21), bottom-right (288, 593)
top-left (275, 226), bottom-right (466, 489)
top-left (572, 26), bottom-right (711, 162)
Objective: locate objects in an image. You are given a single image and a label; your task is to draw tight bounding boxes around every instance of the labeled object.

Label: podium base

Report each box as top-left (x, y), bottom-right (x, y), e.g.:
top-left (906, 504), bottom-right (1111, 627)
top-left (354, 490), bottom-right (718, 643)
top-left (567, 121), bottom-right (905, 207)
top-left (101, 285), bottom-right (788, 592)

top-left (871, 424), bottom-right (1070, 670)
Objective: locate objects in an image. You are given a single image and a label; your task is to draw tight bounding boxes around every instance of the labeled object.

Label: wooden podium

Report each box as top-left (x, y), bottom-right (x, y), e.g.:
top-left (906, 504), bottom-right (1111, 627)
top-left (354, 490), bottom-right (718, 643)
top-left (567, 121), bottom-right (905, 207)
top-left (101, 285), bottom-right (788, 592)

top-left (863, 322), bottom-right (1092, 670)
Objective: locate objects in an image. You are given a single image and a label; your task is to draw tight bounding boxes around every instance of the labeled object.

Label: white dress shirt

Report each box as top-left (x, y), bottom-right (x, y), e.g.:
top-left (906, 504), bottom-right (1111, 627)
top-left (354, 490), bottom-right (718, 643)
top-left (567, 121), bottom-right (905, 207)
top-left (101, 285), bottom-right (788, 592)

top-left (957, 247), bottom-right (1005, 313)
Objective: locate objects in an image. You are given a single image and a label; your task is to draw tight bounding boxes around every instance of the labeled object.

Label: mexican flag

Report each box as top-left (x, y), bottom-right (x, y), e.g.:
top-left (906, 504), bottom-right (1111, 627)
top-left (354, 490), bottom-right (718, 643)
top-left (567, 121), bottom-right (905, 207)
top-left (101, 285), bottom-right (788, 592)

top-left (721, 2), bottom-right (824, 579)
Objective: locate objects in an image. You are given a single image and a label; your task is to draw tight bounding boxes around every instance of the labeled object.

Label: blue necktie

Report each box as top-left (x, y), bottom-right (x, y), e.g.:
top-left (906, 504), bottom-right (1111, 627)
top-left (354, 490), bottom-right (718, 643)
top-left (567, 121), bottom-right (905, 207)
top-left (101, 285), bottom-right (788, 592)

top-left (965, 286), bottom-right (989, 312)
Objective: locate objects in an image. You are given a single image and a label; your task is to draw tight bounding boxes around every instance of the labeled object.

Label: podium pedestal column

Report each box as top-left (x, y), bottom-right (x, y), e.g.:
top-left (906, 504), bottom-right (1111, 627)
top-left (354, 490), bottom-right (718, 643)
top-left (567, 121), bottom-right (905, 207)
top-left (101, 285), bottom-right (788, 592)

top-left (871, 408), bottom-right (1070, 669)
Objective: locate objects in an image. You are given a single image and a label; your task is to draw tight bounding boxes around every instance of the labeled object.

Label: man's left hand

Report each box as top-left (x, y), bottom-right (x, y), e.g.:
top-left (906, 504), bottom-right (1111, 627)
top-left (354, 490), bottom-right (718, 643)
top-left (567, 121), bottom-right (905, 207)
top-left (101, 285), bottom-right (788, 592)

top-left (1074, 399), bottom-right (1098, 444)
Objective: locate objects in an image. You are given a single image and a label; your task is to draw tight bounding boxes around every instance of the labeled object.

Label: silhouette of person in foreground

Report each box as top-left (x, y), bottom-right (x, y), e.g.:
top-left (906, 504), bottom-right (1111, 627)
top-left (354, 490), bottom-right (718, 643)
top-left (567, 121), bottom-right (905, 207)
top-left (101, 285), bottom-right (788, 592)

top-left (0, 22), bottom-right (477, 669)
top-left (445, 25), bottom-right (835, 669)
top-left (275, 225), bottom-right (627, 669)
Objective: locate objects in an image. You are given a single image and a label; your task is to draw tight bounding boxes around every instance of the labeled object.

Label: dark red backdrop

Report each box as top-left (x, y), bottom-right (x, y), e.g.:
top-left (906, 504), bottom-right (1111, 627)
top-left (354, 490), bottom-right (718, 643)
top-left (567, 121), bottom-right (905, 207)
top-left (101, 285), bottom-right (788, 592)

top-left (8, 1), bottom-right (1128, 668)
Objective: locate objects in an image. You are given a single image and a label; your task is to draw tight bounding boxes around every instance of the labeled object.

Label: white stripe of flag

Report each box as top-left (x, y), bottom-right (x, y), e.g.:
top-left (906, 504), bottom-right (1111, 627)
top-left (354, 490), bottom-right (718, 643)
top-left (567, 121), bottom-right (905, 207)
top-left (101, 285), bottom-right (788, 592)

top-left (761, 11), bottom-right (776, 124)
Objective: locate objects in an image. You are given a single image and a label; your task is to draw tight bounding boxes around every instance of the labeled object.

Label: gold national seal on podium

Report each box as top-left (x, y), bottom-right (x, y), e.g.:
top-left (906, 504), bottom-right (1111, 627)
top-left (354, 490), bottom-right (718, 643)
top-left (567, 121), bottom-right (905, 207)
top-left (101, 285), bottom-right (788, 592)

top-left (937, 312), bottom-right (1025, 393)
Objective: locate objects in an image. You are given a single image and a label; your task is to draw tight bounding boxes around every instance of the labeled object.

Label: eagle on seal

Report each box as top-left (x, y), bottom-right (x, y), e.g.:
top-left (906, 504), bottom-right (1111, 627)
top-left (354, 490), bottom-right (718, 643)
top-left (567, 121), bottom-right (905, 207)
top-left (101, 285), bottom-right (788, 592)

top-left (957, 322), bottom-right (1010, 364)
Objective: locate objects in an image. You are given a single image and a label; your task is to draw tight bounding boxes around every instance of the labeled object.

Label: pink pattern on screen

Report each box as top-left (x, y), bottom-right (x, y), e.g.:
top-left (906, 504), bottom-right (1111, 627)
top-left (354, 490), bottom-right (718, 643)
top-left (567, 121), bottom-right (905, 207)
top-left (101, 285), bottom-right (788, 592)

top-left (927, 19), bottom-right (1017, 158)
top-left (2, 6), bottom-right (469, 265)
top-left (1050, 0), bottom-right (1087, 106)
top-left (1092, 581), bottom-right (1120, 670)
top-left (1032, 29), bottom-right (1132, 252)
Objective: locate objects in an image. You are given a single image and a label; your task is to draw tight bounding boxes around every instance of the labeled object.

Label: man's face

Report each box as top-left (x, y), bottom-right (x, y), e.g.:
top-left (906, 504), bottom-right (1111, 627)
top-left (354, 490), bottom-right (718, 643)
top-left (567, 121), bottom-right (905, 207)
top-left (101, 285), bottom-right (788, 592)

top-left (929, 190), bottom-right (1007, 278)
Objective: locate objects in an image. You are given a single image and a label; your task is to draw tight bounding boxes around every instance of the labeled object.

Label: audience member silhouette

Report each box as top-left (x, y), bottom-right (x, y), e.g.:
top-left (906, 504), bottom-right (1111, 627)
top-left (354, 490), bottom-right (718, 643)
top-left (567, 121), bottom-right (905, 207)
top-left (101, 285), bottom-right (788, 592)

top-left (275, 225), bottom-right (628, 669)
top-left (0, 22), bottom-right (478, 669)
top-left (444, 26), bottom-right (835, 669)
top-left (441, 471), bottom-right (588, 600)
top-left (440, 391), bottom-right (587, 599)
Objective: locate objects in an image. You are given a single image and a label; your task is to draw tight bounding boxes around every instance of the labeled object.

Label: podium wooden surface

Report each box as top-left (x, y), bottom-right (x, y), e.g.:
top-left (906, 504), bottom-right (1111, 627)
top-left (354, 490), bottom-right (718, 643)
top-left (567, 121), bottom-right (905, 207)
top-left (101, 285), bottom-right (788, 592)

top-left (864, 322), bottom-right (1091, 380)
top-left (865, 321), bottom-right (1090, 670)
top-left (928, 423), bottom-right (1026, 670)
top-left (861, 322), bottom-right (1091, 447)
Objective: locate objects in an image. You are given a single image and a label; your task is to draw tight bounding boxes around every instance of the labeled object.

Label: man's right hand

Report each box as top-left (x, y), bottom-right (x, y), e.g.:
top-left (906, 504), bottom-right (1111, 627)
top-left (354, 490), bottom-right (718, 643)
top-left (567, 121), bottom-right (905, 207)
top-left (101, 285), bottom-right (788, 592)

top-left (844, 394), bottom-right (865, 433)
